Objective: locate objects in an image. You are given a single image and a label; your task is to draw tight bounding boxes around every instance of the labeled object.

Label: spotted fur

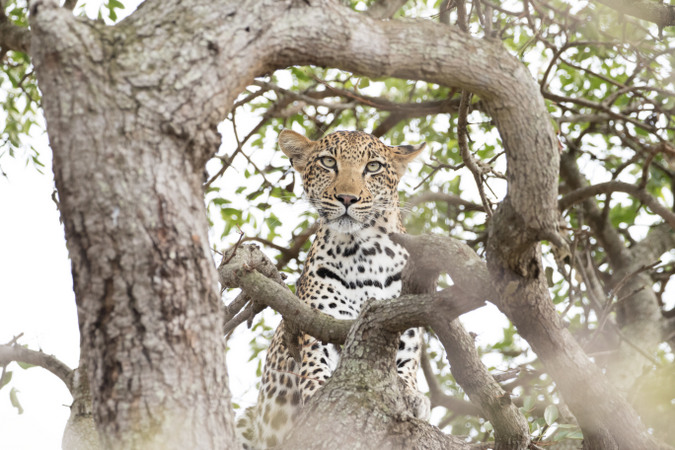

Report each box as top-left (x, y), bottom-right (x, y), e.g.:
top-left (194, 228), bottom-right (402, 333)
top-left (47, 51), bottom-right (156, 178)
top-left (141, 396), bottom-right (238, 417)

top-left (236, 130), bottom-right (429, 449)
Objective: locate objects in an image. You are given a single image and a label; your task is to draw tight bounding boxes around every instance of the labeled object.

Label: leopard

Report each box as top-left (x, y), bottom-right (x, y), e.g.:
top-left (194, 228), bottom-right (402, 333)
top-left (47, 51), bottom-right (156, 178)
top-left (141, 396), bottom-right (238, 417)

top-left (235, 129), bottom-right (429, 449)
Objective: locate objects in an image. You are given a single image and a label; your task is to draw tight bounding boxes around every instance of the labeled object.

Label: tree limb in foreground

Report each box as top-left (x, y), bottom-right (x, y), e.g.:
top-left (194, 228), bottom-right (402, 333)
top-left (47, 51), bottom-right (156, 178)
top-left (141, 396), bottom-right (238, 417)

top-left (0, 344), bottom-right (74, 393)
top-left (393, 233), bottom-right (530, 450)
top-left (219, 242), bottom-right (486, 449)
top-left (218, 244), bottom-right (486, 344)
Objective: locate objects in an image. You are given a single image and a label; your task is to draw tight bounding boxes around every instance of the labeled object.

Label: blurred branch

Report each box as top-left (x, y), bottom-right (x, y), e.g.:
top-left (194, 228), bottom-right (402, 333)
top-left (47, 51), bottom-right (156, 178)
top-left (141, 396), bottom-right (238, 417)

top-left (559, 180), bottom-right (675, 230)
top-left (396, 233), bottom-right (530, 449)
top-left (0, 344), bottom-right (73, 393)
top-left (365, 0), bottom-right (409, 19)
top-left (420, 349), bottom-right (482, 417)
top-left (594, 0), bottom-right (675, 29)
top-left (404, 191), bottom-right (485, 219)
top-left (0, 7), bottom-right (31, 54)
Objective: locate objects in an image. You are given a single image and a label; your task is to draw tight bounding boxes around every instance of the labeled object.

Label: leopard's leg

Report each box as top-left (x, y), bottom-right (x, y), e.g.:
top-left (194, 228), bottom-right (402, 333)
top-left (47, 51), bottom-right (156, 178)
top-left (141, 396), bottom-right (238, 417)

top-left (396, 327), bottom-right (430, 420)
top-left (235, 405), bottom-right (259, 449)
top-left (297, 332), bottom-right (341, 403)
top-left (240, 324), bottom-right (304, 448)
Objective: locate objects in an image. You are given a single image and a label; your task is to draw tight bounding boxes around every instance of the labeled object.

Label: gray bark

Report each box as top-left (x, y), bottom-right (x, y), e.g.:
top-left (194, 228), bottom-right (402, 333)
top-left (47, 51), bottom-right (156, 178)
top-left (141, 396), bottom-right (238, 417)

top-left (31, 1), bottom-right (234, 448)
top-left (62, 365), bottom-right (102, 450)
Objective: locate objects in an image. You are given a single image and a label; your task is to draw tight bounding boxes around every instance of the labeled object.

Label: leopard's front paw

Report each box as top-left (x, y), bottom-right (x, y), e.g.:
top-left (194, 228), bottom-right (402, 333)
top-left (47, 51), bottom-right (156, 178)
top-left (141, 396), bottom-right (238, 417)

top-left (405, 389), bottom-right (431, 421)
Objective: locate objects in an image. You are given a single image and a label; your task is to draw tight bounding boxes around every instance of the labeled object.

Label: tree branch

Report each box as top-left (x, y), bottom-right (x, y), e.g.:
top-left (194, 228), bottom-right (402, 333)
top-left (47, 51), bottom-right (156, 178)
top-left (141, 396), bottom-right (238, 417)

top-left (0, 344), bottom-right (74, 393)
top-left (595, 0), bottom-right (675, 30)
top-left (220, 249), bottom-right (485, 345)
top-left (457, 90), bottom-right (493, 217)
top-left (559, 180), bottom-right (675, 230)
top-left (403, 192), bottom-right (485, 219)
top-left (0, 10), bottom-right (31, 54)
top-left (420, 349), bottom-right (482, 417)
top-left (394, 233), bottom-right (530, 450)
top-left (63, 0), bottom-right (78, 11)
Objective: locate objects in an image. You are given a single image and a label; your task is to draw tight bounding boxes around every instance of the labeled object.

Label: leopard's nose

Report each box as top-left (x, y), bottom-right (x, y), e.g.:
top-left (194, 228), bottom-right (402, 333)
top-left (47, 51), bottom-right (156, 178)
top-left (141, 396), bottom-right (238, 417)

top-left (335, 194), bottom-right (360, 207)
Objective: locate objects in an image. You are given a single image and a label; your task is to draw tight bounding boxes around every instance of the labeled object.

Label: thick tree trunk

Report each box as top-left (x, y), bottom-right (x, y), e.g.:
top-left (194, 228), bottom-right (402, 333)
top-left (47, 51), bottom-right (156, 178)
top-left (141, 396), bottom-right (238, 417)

top-left (31, 3), bottom-right (235, 448)
top-left (62, 364), bottom-right (101, 450)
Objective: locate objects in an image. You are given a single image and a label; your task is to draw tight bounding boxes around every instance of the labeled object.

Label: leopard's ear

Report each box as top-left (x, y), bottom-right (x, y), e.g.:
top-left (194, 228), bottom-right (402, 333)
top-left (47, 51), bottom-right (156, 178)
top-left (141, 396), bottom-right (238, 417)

top-left (391, 142), bottom-right (426, 176)
top-left (278, 129), bottom-right (316, 172)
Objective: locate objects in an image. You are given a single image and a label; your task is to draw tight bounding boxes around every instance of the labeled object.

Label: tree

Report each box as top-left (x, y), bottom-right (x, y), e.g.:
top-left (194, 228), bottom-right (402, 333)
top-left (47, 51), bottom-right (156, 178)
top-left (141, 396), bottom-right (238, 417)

top-left (1, 0), bottom-right (674, 449)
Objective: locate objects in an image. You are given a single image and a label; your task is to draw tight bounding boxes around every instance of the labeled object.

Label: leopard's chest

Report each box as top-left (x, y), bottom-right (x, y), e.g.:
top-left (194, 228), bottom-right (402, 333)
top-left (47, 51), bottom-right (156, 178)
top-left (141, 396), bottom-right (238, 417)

top-left (297, 228), bottom-right (408, 319)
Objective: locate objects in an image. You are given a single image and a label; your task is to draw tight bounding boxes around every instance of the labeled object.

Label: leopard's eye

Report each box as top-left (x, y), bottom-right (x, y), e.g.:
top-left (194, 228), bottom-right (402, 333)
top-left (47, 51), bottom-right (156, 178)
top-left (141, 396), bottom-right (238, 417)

top-left (320, 156), bottom-right (337, 169)
top-left (365, 161), bottom-right (382, 173)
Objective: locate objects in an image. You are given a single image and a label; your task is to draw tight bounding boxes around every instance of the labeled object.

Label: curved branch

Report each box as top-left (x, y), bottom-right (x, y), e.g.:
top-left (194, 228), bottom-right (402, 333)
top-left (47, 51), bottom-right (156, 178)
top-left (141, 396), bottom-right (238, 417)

top-left (559, 181), bottom-right (675, 230)
top-left (420, 350), bottom-right (482, 417)
top-left (394, 233), bottom-right (665, 448)
top-left (0, 344), bottom-right (73, 393)
top-left (595, 0), bottom-right (675, 29)
top-left (268, 2), bottom-right (560, 253)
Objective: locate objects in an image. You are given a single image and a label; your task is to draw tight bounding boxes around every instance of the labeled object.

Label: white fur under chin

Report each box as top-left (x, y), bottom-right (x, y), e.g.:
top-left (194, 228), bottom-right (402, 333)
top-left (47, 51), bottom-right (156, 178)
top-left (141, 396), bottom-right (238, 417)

top-left (325, 215), bottom-right (364, 234)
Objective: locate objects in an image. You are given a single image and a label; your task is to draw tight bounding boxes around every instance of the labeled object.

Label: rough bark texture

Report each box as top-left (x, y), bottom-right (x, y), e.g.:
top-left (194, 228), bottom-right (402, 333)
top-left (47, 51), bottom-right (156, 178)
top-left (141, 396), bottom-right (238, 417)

top-left (31, 1), bottom-right (236, 447)
top-left (595, 0), bottom-right (675, 29)
top-left (278, 295), bottom-right (473, 450)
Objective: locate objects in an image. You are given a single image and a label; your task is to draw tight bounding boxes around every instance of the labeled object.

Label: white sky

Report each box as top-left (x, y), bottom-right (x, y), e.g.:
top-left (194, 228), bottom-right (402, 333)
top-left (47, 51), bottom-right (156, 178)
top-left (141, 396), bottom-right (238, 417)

top-left (0, 151), bottom-right (80, 449)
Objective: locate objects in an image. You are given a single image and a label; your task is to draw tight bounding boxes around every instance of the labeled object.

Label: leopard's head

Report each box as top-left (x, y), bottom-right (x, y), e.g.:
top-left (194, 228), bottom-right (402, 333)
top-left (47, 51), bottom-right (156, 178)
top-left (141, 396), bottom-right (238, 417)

top-left (279, 130), bottom-right (425, 233)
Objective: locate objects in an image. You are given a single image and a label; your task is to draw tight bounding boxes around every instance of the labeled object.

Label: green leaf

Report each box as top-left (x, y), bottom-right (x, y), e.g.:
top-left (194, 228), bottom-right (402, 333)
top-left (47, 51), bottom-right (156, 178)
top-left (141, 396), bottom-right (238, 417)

top-left (17, 361), bottom-right (35, 370)
top-left (545, 404), bottom-right (559, 426)
top-left (545, 266), bottom-right (554, 287)
top-left (0, 371), bottom-right (12, 390)
top-left (9, 387), bottom-right (24, 414)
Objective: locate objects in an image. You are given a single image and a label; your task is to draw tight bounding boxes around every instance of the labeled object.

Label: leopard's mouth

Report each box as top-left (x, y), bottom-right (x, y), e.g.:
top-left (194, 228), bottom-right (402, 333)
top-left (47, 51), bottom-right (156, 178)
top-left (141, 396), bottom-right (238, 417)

top-left (326, 213), bottom-right (364, 232)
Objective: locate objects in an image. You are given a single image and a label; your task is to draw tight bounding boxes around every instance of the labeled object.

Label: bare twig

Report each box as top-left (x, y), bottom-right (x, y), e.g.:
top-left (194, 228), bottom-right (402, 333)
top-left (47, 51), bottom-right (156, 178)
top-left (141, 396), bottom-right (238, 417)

top-left (457, 90), bottom-right (493, 217)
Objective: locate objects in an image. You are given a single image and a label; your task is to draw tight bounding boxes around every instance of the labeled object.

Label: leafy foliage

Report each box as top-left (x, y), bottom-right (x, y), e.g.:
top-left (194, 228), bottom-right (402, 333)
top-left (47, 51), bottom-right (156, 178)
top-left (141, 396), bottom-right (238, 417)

top-left (0, 0), bottom-right (128, 175)
top-left (0, 1), bottom-right (41, 175)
